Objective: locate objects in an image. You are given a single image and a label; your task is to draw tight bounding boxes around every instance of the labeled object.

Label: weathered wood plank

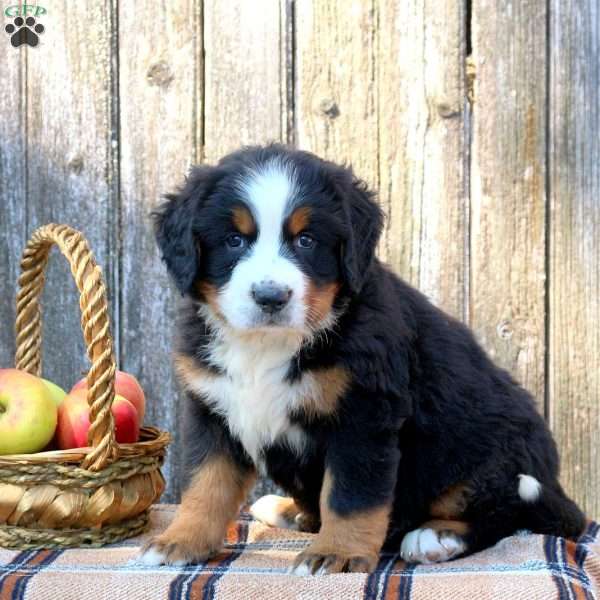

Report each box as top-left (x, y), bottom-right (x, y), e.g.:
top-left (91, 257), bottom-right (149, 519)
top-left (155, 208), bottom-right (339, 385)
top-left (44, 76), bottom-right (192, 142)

top-left (0, 49), bottom-right (26, 370)
top-left (295, 0), bottom-right (378, 187)
top-left (25, 1), bottom-right (117, 391)
top-left (548, 0), bottom-right (600, 520)
top-left (119, 0), bottom-right (200, 502)
top-left (377, 0), bottom-right (468, 319)
top-left (203, 0), bottom-right (291, 162)
top-left (469, 0), bottom-right (547, 405)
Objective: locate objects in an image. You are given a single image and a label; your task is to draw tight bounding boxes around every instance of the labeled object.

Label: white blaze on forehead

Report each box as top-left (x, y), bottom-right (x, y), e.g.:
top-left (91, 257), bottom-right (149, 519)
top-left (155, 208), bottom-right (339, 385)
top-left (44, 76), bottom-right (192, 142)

top-left (217, 160), bottom-right (307, 330)
top-left (240, 159), bottom-right (297, 237)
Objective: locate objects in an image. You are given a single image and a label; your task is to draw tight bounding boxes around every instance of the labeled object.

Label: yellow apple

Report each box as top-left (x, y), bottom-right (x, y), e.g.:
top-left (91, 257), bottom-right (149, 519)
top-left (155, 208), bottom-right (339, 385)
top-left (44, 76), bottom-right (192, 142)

top-left (41, 377), bottom-right (67, 407)
top-left (0, 369), bottom-right (58, 455)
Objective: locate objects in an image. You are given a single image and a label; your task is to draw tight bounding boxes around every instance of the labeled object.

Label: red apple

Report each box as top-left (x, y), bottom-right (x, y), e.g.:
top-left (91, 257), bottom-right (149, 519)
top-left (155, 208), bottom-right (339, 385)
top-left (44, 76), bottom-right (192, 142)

top-left (71, 370), bottom-right (145, 422)
top-left (0, 369), bottom-right (58, 455)
top-left (56, 389), bottom-right (140, 449)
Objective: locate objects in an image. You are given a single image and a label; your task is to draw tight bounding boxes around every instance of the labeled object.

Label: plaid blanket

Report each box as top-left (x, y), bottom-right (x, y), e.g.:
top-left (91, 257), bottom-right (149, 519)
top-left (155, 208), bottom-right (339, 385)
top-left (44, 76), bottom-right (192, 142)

top-left (1, 505), bottom-right (598, 599)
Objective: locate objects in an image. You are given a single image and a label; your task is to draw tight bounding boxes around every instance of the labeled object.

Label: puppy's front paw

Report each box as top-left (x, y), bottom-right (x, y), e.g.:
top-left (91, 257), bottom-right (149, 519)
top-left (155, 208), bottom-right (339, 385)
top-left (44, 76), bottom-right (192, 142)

top-left (138, 531), bottom-right (218, 567)
top-left (291, 546), bottom-right (378, 575)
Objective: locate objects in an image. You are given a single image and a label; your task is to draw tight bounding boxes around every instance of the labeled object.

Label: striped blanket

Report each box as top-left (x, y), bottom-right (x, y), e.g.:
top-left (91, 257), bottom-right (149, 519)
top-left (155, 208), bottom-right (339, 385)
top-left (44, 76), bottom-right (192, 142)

top-left (1, 504), bottom-right (598, 599)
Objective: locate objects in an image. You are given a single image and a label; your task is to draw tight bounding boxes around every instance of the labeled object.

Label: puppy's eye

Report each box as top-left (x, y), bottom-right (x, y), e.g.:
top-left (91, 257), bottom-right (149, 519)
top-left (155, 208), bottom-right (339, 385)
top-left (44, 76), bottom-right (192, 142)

top-left (295, 233), bottom-right (315, 249)
top-left (226, 233), bottom-right (245, 249)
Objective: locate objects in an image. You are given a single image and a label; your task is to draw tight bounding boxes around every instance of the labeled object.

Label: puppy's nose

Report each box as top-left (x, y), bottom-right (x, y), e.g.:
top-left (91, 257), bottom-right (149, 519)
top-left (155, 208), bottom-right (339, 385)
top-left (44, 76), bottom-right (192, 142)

top-left (251, 281), bottom-right (292, 314)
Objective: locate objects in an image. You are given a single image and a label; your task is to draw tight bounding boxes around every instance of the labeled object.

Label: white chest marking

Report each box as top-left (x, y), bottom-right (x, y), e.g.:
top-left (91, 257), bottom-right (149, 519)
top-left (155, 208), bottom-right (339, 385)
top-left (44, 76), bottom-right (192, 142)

top-left (185, 329), bottom-right (320, 463)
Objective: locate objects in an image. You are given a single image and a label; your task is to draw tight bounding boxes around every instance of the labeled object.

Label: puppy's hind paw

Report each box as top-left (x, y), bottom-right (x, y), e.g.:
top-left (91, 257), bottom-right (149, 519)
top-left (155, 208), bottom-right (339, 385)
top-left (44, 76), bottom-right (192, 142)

top-left (250, 495), bottom-right (300, 529)
top-left (400, 526), bottom-right (467, 564)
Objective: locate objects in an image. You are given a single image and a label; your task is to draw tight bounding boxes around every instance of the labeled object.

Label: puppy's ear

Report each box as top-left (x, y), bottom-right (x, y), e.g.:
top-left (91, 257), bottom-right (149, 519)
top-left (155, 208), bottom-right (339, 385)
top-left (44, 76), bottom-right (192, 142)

top-left (153, 165), bottom-right (218, 295)
top-left (334, 168), bottom-right (384, 295)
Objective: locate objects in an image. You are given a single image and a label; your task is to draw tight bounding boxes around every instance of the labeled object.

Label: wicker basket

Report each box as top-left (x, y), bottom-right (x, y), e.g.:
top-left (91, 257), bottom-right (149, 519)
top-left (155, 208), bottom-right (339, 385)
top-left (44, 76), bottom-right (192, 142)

top-left (0, 224), bottom-right (170, 549)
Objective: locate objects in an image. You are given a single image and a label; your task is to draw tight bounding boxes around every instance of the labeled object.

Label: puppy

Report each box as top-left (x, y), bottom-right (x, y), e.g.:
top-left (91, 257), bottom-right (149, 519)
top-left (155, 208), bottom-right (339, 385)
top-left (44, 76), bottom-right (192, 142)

top-left (140, 144), bottom-right (584, 574)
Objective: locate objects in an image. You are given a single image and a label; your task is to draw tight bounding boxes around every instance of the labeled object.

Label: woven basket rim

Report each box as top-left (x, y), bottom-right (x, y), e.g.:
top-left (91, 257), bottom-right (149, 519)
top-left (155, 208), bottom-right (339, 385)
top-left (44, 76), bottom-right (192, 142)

top-left (0, 426), bottom-right (170, 467)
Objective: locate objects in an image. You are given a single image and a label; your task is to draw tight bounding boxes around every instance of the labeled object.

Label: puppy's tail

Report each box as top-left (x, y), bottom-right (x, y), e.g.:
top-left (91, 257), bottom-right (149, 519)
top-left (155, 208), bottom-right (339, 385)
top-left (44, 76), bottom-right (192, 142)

top-left (517, 474), bottom-right (586, 539)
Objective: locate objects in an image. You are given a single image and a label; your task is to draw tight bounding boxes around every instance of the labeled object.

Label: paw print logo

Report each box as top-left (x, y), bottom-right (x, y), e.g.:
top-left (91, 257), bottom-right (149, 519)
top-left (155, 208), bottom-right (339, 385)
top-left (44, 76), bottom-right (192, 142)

top-left (5, 16), bottom-right (45, 48)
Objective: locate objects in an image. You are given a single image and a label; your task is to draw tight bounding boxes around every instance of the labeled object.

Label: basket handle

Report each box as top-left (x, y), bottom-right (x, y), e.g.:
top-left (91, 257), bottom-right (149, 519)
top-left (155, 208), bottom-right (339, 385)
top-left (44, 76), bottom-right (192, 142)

top-left (14, 224), bottom-right (119, 471)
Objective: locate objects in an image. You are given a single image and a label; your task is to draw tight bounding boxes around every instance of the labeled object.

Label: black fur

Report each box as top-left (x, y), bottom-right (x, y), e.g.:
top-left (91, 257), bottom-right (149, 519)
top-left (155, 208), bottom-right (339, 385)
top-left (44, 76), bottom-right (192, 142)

top-left (153, 165), bottom-right (225, 294)
top-left (157, 144), bottom-right (585, 562)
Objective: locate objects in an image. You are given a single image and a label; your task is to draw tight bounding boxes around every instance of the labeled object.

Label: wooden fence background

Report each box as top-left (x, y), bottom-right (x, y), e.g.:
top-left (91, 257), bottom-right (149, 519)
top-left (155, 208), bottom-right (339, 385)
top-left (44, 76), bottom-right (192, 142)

top-left (0, 1), bottom-right (598, 518)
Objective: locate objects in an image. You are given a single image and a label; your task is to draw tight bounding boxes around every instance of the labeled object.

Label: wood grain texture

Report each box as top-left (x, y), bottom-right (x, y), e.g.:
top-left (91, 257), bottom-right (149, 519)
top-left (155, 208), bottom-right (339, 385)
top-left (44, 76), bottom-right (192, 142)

top-left (118, 0), bottom-right (201, 502)
top-left (0, 48), bottom-right (26, 370)
top-left (24, 1), bottom-right (117, 391)
top-left (295, 0), bottom-right (378, 186)
top-left (377, 0), bottom-right (468, 319)
top-left (469, 0), bottom-right (547, 405)
top-left (203, 0), bottom-right (292, 162)
top-left (548, 0), bottom-right (600, 519)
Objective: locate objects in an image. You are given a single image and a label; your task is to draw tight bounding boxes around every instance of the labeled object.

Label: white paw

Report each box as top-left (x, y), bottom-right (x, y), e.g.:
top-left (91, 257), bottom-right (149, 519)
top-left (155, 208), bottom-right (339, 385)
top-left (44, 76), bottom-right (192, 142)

top-left (249, 495), bottom-right (299, 530)
top-left (400, 527), bottom-right (466, 564)
top-left (136, 546), bottom-right (189, 567)
top-left (288, 562), bottom-right (312, 576)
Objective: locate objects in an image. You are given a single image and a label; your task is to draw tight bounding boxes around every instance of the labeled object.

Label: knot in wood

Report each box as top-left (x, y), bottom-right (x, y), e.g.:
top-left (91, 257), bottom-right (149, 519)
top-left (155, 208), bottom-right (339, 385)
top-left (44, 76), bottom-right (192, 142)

top-left (436, 102), bottom-right (459, 119)
top-left (319, 98), bottom-right (340, 119)
top-left (496, 320), bottom-right (514, 340)
top-left (67, 155), bottom-right (84, 175)
top-left (147, 61), bottom-right (174, 88)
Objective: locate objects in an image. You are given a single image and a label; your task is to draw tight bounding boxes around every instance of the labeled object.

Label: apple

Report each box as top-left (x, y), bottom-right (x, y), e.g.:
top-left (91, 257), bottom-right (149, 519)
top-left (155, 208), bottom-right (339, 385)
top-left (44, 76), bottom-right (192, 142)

top-left (71, 370), bottom-right (145, 422)
top-left (110, 395), bottom-right (140, 442)
top-left (41, 377), bottom-right (67, 408)
top-left (0, 369), bottom-right (58, 455)
top-left (56, 389), bottom-right (140, 449)
top-left (39, 378), bottom-right (67, 451)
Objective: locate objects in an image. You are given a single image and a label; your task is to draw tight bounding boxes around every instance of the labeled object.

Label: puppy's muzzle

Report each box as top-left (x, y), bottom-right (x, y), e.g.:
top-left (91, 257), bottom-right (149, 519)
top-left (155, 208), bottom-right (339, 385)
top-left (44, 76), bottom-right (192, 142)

top-left (251, 281), bottom-right (292, 314)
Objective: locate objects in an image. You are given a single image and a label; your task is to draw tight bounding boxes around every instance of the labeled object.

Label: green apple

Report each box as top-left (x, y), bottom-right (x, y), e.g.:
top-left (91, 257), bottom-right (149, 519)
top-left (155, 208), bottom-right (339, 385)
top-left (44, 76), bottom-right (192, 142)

top-left (41, 377), bottom-right (67, 408)
top-left (0, 369), bottom-right (58, 455)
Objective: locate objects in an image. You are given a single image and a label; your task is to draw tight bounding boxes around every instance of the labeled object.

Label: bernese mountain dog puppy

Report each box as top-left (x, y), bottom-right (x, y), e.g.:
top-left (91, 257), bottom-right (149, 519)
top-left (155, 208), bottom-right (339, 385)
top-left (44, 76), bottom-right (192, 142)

top-left (140, 144), bottom-right (584, 574)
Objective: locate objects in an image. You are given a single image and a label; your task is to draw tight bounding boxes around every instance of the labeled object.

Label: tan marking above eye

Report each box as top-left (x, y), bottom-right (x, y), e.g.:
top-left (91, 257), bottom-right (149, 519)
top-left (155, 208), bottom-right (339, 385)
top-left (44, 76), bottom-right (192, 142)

top-left (231, 205), bottom-right (256, 236)
top-left (287, 206), bottom-right (312, 236)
